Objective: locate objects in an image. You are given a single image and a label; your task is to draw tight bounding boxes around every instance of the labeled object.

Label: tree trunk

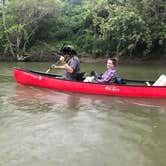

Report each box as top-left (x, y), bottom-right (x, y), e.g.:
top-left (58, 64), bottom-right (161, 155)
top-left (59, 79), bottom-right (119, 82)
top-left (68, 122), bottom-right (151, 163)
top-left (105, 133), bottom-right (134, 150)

top-left (2, 1), bottom-right (16, 58)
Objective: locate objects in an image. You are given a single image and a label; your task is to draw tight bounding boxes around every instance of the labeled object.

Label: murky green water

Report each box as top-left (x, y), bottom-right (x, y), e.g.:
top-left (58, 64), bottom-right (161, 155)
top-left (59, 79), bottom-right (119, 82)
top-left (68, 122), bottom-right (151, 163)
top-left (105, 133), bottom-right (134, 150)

top-left (0, 62), bottom-right (166, 166)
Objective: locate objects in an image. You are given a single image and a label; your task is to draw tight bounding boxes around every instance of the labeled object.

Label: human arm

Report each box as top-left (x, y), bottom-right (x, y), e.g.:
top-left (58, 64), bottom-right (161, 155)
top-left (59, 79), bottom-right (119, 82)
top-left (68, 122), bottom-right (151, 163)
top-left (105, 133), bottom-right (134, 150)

top-left (51, 56), bottom-right (74, 73)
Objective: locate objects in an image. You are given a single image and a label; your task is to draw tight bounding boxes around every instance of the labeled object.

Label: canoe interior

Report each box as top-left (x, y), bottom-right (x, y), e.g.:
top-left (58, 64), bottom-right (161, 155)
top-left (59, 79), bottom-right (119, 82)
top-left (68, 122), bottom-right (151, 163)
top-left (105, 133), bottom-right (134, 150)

top-left (27, 69), bottom-right (62, 78)
top-left (125, 79), bottom-right (154, 86)
top-left (17, 68), bottom-right (155, 87)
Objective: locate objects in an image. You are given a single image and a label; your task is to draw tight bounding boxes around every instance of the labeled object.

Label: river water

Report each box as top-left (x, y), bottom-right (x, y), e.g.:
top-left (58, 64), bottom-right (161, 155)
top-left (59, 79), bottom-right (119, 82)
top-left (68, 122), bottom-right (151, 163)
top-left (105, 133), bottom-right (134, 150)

top-left (0, 62), bottom-right (166, 166)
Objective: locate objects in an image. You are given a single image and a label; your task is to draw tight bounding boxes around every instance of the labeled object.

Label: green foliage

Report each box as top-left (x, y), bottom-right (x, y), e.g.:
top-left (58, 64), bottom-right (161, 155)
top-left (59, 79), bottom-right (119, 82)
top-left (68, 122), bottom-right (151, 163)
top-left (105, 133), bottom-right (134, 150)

top-left (100, 7), bottom-right (152, 56)
top-left (0, 0), bottom-right (64, 60)
top-left (0, 0), bottom-right (165, 60)
top-left (138, 0), bottom-right (166, 56)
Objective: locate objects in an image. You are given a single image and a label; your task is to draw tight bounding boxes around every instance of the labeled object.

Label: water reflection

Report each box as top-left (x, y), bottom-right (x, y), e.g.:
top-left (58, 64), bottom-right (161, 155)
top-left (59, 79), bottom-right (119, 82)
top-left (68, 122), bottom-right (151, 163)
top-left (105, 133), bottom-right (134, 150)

top-left (15, 84), bottom-right (166, 113)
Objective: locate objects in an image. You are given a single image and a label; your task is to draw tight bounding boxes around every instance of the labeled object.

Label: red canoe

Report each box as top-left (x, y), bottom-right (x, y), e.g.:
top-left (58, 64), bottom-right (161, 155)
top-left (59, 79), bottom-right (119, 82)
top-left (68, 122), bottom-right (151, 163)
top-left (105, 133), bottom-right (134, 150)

top-left (13, 67), bottom-right (166, 98)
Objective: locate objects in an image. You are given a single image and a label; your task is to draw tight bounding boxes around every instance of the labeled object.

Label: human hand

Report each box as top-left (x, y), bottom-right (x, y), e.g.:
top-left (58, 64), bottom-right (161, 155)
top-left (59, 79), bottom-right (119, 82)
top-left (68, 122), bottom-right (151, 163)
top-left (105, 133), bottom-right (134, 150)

top-left (51, 64), bottom-right (56, 69)
top-left (59, 56), bottom-right (65, 62)
top-left (59, 56), bottom-right (65, 63)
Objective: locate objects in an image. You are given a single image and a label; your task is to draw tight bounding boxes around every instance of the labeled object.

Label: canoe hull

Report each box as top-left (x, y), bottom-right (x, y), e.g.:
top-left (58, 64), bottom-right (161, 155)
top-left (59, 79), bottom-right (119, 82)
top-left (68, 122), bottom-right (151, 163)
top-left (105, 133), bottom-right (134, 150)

top-left (13, 68), bottom-right (166, 98)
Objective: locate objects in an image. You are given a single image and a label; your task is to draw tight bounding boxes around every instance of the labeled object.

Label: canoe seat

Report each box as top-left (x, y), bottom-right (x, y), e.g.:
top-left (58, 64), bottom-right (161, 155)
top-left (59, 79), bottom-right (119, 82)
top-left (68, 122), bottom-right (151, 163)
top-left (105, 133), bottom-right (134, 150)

top-left (75, 72), bottom-right (85, 81)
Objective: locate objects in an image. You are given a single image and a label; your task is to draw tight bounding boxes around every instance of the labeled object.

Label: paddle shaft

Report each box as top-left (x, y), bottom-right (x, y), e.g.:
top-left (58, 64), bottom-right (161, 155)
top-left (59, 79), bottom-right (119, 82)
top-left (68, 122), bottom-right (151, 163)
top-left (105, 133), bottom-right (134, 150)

top-left (45, 60), bottom-right (61, 73)
top-left (45, 55), bottom-right (72, 73)
top-left (45, 68), bottom-right (51, 73)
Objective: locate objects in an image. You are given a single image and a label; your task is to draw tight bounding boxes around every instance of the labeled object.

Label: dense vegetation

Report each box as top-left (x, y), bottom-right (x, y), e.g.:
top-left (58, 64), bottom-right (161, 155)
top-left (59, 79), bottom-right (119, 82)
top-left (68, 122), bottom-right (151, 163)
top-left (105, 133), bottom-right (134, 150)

top-left (0, 0), bottom-right (165, 61)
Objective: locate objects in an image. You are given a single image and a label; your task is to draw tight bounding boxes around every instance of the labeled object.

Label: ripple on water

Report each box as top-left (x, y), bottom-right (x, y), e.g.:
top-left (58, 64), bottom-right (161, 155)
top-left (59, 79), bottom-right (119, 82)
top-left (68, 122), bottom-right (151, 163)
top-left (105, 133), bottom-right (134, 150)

top-left (1, 82), bottom-right (166, 165)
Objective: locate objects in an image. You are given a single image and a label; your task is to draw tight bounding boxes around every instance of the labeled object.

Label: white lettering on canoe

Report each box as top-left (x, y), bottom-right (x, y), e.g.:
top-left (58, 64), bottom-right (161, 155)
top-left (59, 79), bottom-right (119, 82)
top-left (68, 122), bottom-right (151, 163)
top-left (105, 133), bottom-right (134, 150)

top-left (38, 76), bottom-right (42, 80)
top-left (105, 86), bottom-right (120, 92)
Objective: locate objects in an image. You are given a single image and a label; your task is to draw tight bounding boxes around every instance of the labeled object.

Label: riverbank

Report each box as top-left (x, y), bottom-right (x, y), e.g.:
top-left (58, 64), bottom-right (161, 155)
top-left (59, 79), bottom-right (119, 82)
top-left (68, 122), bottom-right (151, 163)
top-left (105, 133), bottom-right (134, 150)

top-left (1, 53), bottom-right (166, 65)
top-left (80, 56), bottom-right (166, 65)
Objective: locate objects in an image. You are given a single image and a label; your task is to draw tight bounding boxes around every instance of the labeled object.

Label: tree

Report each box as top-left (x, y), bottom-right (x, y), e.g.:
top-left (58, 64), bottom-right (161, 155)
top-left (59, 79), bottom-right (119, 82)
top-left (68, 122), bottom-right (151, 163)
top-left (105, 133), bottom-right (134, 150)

top-left (142, 0), bottom-right (166, 55)
top-left (1, 0), bottom-right (64, 61)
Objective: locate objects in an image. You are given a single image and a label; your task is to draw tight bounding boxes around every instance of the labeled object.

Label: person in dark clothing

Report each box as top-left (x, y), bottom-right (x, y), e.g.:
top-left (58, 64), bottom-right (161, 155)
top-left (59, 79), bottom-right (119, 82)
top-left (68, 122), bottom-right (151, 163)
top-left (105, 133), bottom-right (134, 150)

top-left (51, 45), bottom-right (81, 80)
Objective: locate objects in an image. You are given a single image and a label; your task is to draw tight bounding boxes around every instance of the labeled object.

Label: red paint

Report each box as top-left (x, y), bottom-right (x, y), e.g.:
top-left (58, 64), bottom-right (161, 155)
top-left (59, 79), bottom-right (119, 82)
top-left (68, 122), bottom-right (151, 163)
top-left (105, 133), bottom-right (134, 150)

top-left (13, 68), bottom-right (166, 98)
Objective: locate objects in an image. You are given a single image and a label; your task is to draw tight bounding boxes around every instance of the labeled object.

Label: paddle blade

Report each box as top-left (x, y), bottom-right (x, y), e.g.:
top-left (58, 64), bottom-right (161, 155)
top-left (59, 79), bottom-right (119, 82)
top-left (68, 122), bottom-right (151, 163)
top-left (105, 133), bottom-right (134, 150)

top-left (145, 81), bottom-right (151, 86)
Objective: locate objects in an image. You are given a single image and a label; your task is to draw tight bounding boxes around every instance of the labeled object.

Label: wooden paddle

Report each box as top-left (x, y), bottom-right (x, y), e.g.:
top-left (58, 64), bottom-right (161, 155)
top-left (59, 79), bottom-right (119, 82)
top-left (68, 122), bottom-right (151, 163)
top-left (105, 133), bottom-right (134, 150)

top-left (145, 81), bottom-right (151, 86)
top-left (45, 60), bottom-right (61, 73)
top-left (45, 68), bottom-right (51, 73)
top-left (45, 54), bottom-right (71, 73)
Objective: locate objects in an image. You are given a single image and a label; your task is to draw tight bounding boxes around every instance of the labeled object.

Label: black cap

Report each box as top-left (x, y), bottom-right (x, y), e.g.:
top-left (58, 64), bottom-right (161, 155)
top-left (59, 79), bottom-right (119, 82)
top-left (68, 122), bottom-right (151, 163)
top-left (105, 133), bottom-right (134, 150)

top-left (62, 45), bottom-right (75, 55)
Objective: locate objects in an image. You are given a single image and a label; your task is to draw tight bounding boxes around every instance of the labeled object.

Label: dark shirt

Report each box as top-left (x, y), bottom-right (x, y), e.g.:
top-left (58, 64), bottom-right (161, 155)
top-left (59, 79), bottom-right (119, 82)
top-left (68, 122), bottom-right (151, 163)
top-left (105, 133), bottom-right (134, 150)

top-left (66, 55), bottom-right (80, 80)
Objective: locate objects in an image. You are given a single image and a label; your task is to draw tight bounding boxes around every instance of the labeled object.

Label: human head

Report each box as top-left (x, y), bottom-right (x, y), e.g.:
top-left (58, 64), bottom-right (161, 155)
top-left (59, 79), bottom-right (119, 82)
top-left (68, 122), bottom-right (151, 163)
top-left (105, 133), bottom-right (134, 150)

top-left (107, 58), bottom-right (118, 69)
top-left (61, 45), bottom-right (76, 56)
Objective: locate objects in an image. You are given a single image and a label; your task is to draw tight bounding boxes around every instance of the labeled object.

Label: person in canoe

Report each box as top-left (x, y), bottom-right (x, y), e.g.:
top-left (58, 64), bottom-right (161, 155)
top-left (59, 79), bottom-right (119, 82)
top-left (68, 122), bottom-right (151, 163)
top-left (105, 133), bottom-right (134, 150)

top-left (84, 58), bottom-right (118, 83)
top-left (51, 45), bottom-right (82, 80)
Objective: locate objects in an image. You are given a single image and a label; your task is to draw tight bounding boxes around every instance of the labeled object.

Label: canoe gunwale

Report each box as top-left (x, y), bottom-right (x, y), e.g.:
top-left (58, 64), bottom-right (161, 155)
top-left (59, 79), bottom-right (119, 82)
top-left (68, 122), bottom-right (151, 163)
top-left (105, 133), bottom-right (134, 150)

top-left (14, 67), bottom-right (157, 87)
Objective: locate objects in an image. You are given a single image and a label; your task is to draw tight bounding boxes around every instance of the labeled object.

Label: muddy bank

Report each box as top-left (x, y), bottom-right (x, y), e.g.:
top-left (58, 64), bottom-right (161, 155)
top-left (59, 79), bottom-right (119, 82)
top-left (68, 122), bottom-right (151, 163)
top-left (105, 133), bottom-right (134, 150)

top-left (0, 54), bottom-right (59, 62)
top-left (1, 53), bottom-right (166, 65)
